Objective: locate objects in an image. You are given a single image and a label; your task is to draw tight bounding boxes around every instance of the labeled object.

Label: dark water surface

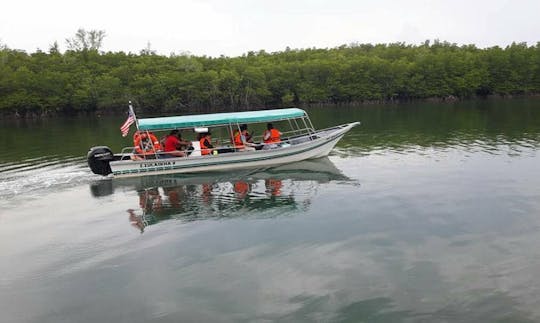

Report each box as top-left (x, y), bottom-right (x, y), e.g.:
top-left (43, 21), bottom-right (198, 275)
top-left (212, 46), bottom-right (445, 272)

top-left (1, 99), bottom-right (540, 322)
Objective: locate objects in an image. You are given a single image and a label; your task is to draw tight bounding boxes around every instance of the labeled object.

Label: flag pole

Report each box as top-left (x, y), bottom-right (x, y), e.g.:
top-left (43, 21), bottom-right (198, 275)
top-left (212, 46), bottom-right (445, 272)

top-left (129, 101), bottom-right (140, 130)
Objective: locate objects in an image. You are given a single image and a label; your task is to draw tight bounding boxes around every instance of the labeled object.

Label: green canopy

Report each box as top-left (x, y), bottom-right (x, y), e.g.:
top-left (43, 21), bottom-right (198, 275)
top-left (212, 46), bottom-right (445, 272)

top-left (137, 108), bottom-right (307, 131)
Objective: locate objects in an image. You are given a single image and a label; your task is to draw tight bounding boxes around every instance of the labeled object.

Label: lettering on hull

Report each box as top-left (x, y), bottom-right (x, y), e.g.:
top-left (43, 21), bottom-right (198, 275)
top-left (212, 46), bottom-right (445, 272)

top-left (139, 161), bottom-right (176, 168)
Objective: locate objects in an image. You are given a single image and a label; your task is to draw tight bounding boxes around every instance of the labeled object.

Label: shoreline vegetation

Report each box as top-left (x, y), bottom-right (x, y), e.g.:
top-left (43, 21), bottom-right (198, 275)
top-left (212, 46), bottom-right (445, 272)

top-left (1, 32), bottom-right (539, 118)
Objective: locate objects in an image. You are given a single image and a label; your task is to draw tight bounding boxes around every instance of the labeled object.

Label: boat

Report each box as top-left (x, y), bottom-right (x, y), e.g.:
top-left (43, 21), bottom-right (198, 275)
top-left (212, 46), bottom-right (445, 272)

top-left (87, 106), bottom-right (359, 178)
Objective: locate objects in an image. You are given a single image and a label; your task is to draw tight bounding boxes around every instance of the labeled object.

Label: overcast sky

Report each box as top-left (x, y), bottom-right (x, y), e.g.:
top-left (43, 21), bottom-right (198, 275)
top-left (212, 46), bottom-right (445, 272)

top-left (1, 0), bottom-right (538, 57)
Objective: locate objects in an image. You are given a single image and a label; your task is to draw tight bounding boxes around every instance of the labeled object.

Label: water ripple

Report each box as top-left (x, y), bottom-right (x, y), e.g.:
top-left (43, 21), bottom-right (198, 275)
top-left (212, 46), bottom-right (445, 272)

top-left (333, 132), bottom-right (540, 158)
top-left (0, 156), bottom-right (95, 205)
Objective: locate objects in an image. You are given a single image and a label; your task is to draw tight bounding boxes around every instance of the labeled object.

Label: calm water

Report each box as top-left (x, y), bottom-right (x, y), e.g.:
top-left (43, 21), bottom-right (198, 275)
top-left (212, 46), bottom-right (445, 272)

top-left (1, 99), bottom-right (540, 322)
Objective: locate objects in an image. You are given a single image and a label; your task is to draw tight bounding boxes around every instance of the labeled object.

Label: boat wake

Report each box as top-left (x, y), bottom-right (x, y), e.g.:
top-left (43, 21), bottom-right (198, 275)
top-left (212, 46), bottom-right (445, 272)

top-left (0, 156), bottom-right (96, 205)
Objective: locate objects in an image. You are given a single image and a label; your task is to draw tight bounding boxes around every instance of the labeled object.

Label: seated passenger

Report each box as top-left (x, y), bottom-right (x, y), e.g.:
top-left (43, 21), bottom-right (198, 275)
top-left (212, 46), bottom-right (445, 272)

top-left (133, 131), bottom-right (161, 159)
top-left (263, 123), bottom-right (282, 144)
top-left (199, 132), bottom-right (215, 155)
top-left (241, 124), bottom-right (253, 143)
top-left (233, 124), bottom-right (256, 151)
top-left (163, 130), bottom-right (191, 157)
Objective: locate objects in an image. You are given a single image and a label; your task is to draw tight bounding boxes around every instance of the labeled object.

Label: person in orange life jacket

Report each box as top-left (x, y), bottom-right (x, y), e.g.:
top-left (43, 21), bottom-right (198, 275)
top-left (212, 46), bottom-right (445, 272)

top-left (241, 124), bottom-right (253, 143)
top-left (263, 123), bottom-right (282, 143)
top-left (134, 131), bottom-right (161, 152)
top-left (199, 132), bottom-right (215, 155)
top-left (131, 131), bottom-right (161, 160)
top-left (163, 129), bottom-right (192, 157)
top-left (234, 124), bottom-right (256, 151)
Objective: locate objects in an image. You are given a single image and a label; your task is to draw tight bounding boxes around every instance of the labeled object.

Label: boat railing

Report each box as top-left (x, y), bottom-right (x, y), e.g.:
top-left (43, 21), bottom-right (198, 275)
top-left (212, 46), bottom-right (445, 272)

top-left (247, 127), bottom-right (314, 144)
top-left (120, 137), bottom-right (320, 161)
top-left (116, 122), bottom-right (346, 162)
top-left (315, 122), bottom-right (359, 133)
top-left (119, 142), bottom-right (256, 161)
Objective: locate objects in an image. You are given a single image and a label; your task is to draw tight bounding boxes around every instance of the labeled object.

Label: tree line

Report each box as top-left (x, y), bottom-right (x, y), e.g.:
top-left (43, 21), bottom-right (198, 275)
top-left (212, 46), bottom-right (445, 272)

top-left (0, 33), bottom-right (539, 117)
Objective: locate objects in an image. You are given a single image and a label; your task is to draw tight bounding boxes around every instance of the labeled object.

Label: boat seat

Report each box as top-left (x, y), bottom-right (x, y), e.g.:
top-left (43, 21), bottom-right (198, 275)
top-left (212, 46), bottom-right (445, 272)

top-left (191, 141), bottom-right (201, 156)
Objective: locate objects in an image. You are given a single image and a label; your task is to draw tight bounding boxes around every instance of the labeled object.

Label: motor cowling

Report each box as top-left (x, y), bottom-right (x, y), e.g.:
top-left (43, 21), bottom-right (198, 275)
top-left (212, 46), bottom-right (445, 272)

top-left (87, 146), bottom-right (114, 176)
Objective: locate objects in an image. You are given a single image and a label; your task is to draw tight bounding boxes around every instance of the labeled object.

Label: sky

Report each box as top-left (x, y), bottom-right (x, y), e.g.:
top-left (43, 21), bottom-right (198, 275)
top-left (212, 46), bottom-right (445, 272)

top-left (1, 0), bottom-right (538, 57)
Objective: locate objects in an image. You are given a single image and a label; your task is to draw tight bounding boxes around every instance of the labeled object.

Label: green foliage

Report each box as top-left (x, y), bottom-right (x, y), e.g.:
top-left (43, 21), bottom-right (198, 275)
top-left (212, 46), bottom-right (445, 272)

top-left (0, 41), bottom-right (539, 115)
top-left (65, 29), bottom-right (106, 52)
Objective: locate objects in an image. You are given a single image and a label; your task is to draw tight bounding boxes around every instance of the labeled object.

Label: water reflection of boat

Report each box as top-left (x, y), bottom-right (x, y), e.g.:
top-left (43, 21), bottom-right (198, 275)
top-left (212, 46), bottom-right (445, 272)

top-left (90, 157), bottom-right (348, 196)
top-left (89, 158), bottom-right (352, 232)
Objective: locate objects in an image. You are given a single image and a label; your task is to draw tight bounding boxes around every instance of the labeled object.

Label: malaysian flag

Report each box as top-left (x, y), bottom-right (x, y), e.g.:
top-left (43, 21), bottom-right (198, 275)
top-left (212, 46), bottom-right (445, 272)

top-left (120, 106), bottom-right (136, 137)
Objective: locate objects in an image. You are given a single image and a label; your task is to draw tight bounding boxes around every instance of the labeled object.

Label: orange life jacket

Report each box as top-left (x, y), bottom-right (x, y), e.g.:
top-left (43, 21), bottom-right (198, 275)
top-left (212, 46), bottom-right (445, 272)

top-left (133, 132), bottom-right (161, 155)
top-left (233, 131), bottom-right (244, 149)
top-left (264, 129), bottom-right (281, 143)
top-left (199, 137), bottom-right (211, 155)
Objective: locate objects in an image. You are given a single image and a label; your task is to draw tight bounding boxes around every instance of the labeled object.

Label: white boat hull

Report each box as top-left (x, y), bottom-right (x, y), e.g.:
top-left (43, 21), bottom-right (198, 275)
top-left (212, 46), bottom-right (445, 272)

top-left (109, 122), bottom-right (358, 178)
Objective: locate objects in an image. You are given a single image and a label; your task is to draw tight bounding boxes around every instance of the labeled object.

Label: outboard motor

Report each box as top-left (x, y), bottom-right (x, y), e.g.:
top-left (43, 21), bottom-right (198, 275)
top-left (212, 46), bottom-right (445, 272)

top-left (87, 146), bottom-right (114, 176)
